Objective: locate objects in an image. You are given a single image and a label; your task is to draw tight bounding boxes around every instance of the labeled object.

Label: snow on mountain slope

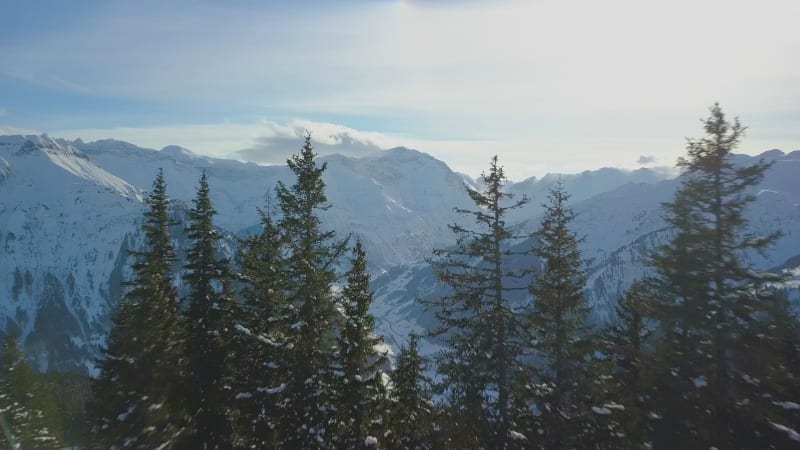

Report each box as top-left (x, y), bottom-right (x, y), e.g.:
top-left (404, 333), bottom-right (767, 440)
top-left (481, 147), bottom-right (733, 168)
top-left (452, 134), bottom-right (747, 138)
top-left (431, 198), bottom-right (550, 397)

top-left (321, 148), bottom-right (474, 269)
top-left (74, 138), bottom-right (282, 233)
top-left (76, 139), bottom-right (474, 271)
top-left (371, 150), bottom-right (800, 355)
top-left (505, 166), bottom-right (672, 224)
top-left (0, 134), bottom-right (478, 371)
top-left (3, 131), bottom-right (796, 371)
top-left (0, 135), bottom-right (144, 372)
top-left (581, 151), bottom-right (800, 322)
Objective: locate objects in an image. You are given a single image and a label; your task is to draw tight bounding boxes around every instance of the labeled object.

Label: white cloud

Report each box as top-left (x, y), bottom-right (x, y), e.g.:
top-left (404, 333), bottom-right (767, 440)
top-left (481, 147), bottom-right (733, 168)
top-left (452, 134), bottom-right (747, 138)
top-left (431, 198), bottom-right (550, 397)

top-left (637, 155), bottom-right (657, 165)
top-left (4, 0), bottom-right (798, 120)
top-left (4, 1), bottom-right (798, 177)
top-left (53, 119), bottom-right (400, 164)
top-left (235, 120), bottom-right (396, 164)
top-left (0, 124), bottom-right (38, 135)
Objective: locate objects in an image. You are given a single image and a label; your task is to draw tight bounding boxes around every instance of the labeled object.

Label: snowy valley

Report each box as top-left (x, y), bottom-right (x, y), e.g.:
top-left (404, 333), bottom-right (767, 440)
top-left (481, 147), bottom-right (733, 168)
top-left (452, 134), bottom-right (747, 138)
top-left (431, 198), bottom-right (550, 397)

top-left (1, 133), bottom-right (798, 373)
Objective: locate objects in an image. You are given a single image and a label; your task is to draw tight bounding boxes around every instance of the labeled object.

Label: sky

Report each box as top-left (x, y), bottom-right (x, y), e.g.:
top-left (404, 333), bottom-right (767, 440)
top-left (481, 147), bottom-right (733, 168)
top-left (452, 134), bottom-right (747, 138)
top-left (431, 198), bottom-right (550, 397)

top-left (1, 0), bottom-right (798, 180)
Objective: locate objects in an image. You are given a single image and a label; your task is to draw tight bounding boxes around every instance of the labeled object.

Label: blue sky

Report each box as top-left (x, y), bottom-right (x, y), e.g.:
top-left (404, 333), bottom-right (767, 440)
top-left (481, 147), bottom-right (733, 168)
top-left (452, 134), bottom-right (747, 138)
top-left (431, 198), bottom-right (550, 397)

top-left (1, 0), bottom-right (799, 179)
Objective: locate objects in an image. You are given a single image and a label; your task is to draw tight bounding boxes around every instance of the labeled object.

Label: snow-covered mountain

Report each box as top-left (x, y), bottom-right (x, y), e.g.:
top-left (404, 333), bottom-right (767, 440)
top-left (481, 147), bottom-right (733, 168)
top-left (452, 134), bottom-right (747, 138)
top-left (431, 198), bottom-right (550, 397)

top-left (371, 150), bottom-right (800, 353)
top-left (73, 138), bottom-right (474, 271)
top-left (0, 136), bottom-right (143, 372)
top-left (0, 134), bottom-right (475, 371)
top-left (1, 133), bottom-right (797, 372)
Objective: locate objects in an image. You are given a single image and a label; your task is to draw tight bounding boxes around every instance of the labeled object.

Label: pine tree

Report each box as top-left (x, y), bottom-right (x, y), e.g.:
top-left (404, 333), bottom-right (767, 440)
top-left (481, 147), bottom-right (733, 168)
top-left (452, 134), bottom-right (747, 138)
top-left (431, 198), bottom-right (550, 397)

top-left (734, 291), bottom-right (800, 448)
top-left (180, 170), bottom-right (237, 449)
top-left (91, 169), bottom-right (187, 448)
top-left (386, 334), bottom-right (434, 450)
top-left (0, 333), bottom-right (60, 449)
top-left (526, 181), bottom-right (597, 449)
top-left (646, 104), bottom-right (785, 448)
top-left (232, 199), bottom-right (287, 448)
top-left (426, 155), bottom-right (530, 448)
top-left (599, 281), bottom-right (654, 448)
top-left (274, 133), bottom-right (347, 448)
top-left (333, 241), bottom-right (389, 449)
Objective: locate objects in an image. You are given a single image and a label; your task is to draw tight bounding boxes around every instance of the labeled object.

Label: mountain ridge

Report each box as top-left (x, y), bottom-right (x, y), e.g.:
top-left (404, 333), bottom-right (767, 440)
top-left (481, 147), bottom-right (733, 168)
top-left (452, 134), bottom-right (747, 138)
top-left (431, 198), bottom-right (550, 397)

top-left (1, 132), bottom-right (798, 371)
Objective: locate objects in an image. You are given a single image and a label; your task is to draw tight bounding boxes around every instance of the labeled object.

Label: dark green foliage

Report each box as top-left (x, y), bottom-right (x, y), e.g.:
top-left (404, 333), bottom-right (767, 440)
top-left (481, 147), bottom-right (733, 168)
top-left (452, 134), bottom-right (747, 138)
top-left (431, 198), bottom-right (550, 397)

top-left (39, 371), bottom-right (93, 447)
top-left (231, 201), bottom-right (287, 448)
top-left (526, 181), bottom-right (598, 449)
top-left (646, 104), bottom-right (793, 448)
top-left (274, 133), bottom-right (347, 448)
top-left (180, 170), bottom-right (237, 449)
top-left (0, 333), bottom-right (60, 449)
top-left (333, 241), bottom-right (390, 449)
top-left (91, 169), bottom-right (187, 448)
top-left (426, 155), bottom-right (530, 448)
top-left (733, 292), bottom-right (800, 448)
top-left (599, 281), bottom-right (654, 448)
top-left (386, 334), bottom-right (434, 449)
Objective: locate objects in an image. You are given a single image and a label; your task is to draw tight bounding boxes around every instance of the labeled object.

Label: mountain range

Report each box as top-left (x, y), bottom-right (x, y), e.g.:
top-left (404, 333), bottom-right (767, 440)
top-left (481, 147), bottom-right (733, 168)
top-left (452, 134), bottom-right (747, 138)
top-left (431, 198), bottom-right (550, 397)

top-left (1, 134), bottom-right (798, 372)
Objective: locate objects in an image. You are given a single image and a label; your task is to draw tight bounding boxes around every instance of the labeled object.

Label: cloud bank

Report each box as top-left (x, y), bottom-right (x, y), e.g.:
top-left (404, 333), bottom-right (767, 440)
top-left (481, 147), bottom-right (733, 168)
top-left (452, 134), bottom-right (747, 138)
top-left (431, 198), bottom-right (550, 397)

top-left (235, 120), bottom-right (391, 164)
top-left (637, 155), bottom-right (657, 165)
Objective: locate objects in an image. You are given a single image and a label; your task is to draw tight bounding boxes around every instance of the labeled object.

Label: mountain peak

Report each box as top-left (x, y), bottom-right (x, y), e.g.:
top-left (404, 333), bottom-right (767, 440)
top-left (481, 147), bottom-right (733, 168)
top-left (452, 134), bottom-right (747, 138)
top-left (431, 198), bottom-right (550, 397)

top-left (12, 135), bottom-right (89, 160)
top-left (160, 145), bottom-right (199, 159)
top-left (75, 138), bottom-right (156, 156)
top-left (758, 149), bottom-right (786, 159)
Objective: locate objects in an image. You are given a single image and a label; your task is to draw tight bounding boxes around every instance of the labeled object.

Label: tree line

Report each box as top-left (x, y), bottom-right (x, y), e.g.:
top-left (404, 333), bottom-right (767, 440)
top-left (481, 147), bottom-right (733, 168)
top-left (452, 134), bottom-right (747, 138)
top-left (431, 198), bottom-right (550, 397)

top-left (1, 105), bottom-right (798, 449)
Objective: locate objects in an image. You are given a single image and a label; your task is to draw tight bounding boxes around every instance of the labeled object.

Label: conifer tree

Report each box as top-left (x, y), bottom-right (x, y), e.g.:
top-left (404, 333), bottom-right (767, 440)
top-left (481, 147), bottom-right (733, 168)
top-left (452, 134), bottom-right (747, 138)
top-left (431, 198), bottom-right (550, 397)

top-left (646, 104), bottom-right (786, 448)
top-left (527, 181), bottom-right (596, 449)
top-left (0, 333), bottom-right (60, 449)
top-left (274, 133), bottom-right (347, 448)
top-left (734, 291), bottom-right (800, 448)
top-left (180, 170), bottom-right (237, 449)
top-left (232, 200), bottom-right (287, 448)
top-left (386, 334), bottom-right (434, 450)
top-left (426, 155), bottom-right (529, 447)
top-left (91, 169), bottom-right (186, 448)
top-left (333, 241), bottom-right (389, 449)
top-left (599, 281), bottom-right (654, 448)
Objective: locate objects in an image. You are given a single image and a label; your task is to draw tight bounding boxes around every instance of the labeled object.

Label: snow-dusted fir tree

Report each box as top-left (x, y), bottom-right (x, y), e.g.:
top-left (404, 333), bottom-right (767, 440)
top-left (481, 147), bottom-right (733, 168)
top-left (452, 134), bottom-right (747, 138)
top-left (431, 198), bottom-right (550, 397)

top-left (526, 181), bottom-right (596, 449)
top-left (332, 241), bottom-right (389, 449)
top-left (0, 333), bottom-right (60, 449)
top-left (180, 171), bottom-right (238, 449)
top-left (91, 169), bottom-right (187, 448)
top-left (599, 281), bottom-right (654, 448)
top-left (646, 104), bottom-right (796, 448)
top-left (426, 155), bottom-right (529, 448)
top-left (734, 291), bottom-right (800, 448)
top-left (275, 133), bottom-right (347, 448)
top-left (232, 201), bottom-right (288, 448)
top-left (386, 333), bottom-right (434, 450)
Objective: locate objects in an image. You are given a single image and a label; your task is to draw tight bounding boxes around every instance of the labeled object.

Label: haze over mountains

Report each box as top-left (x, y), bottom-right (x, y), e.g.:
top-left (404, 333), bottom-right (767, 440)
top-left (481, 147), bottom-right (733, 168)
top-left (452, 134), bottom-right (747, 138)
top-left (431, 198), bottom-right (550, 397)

top-left (1, 134), bottom-right (798, 372)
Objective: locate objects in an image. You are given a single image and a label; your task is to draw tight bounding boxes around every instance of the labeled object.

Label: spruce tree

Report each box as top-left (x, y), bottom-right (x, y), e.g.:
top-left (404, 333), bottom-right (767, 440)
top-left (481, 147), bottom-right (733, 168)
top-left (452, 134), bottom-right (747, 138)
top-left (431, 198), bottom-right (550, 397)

top-left (599, 281), bottom-right (654, 448)
top-left (231, 200), bottom-right (287, 448)
top-left (333, 241), bottom-right (389, 449)
top-left (180, 170), bottom-right (237, 449)
top-left (526, 181), bottom-right (596, 449)
top-left (426, 155), bottom-right (529, 447)
top-left (274, 133), bottom-right (347, 448)
top-left (734, 291), bottom-right (800, 448)
top-left (646, 104), bottom-right (786, 448)
top-left (0, 333), bottom-right (60, 449)
top-left (91, 169), bottom-right (186, 448)
top-left (386, 333), bottom-right (434, 450)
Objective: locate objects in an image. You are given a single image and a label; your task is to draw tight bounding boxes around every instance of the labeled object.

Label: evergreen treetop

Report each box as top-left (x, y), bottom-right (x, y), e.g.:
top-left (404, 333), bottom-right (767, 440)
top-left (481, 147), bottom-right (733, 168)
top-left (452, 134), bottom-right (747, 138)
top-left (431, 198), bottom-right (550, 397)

top-left (91, 169), bottom-right (186, 449)
top-left (427, 155), bottom-right (530, 447)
